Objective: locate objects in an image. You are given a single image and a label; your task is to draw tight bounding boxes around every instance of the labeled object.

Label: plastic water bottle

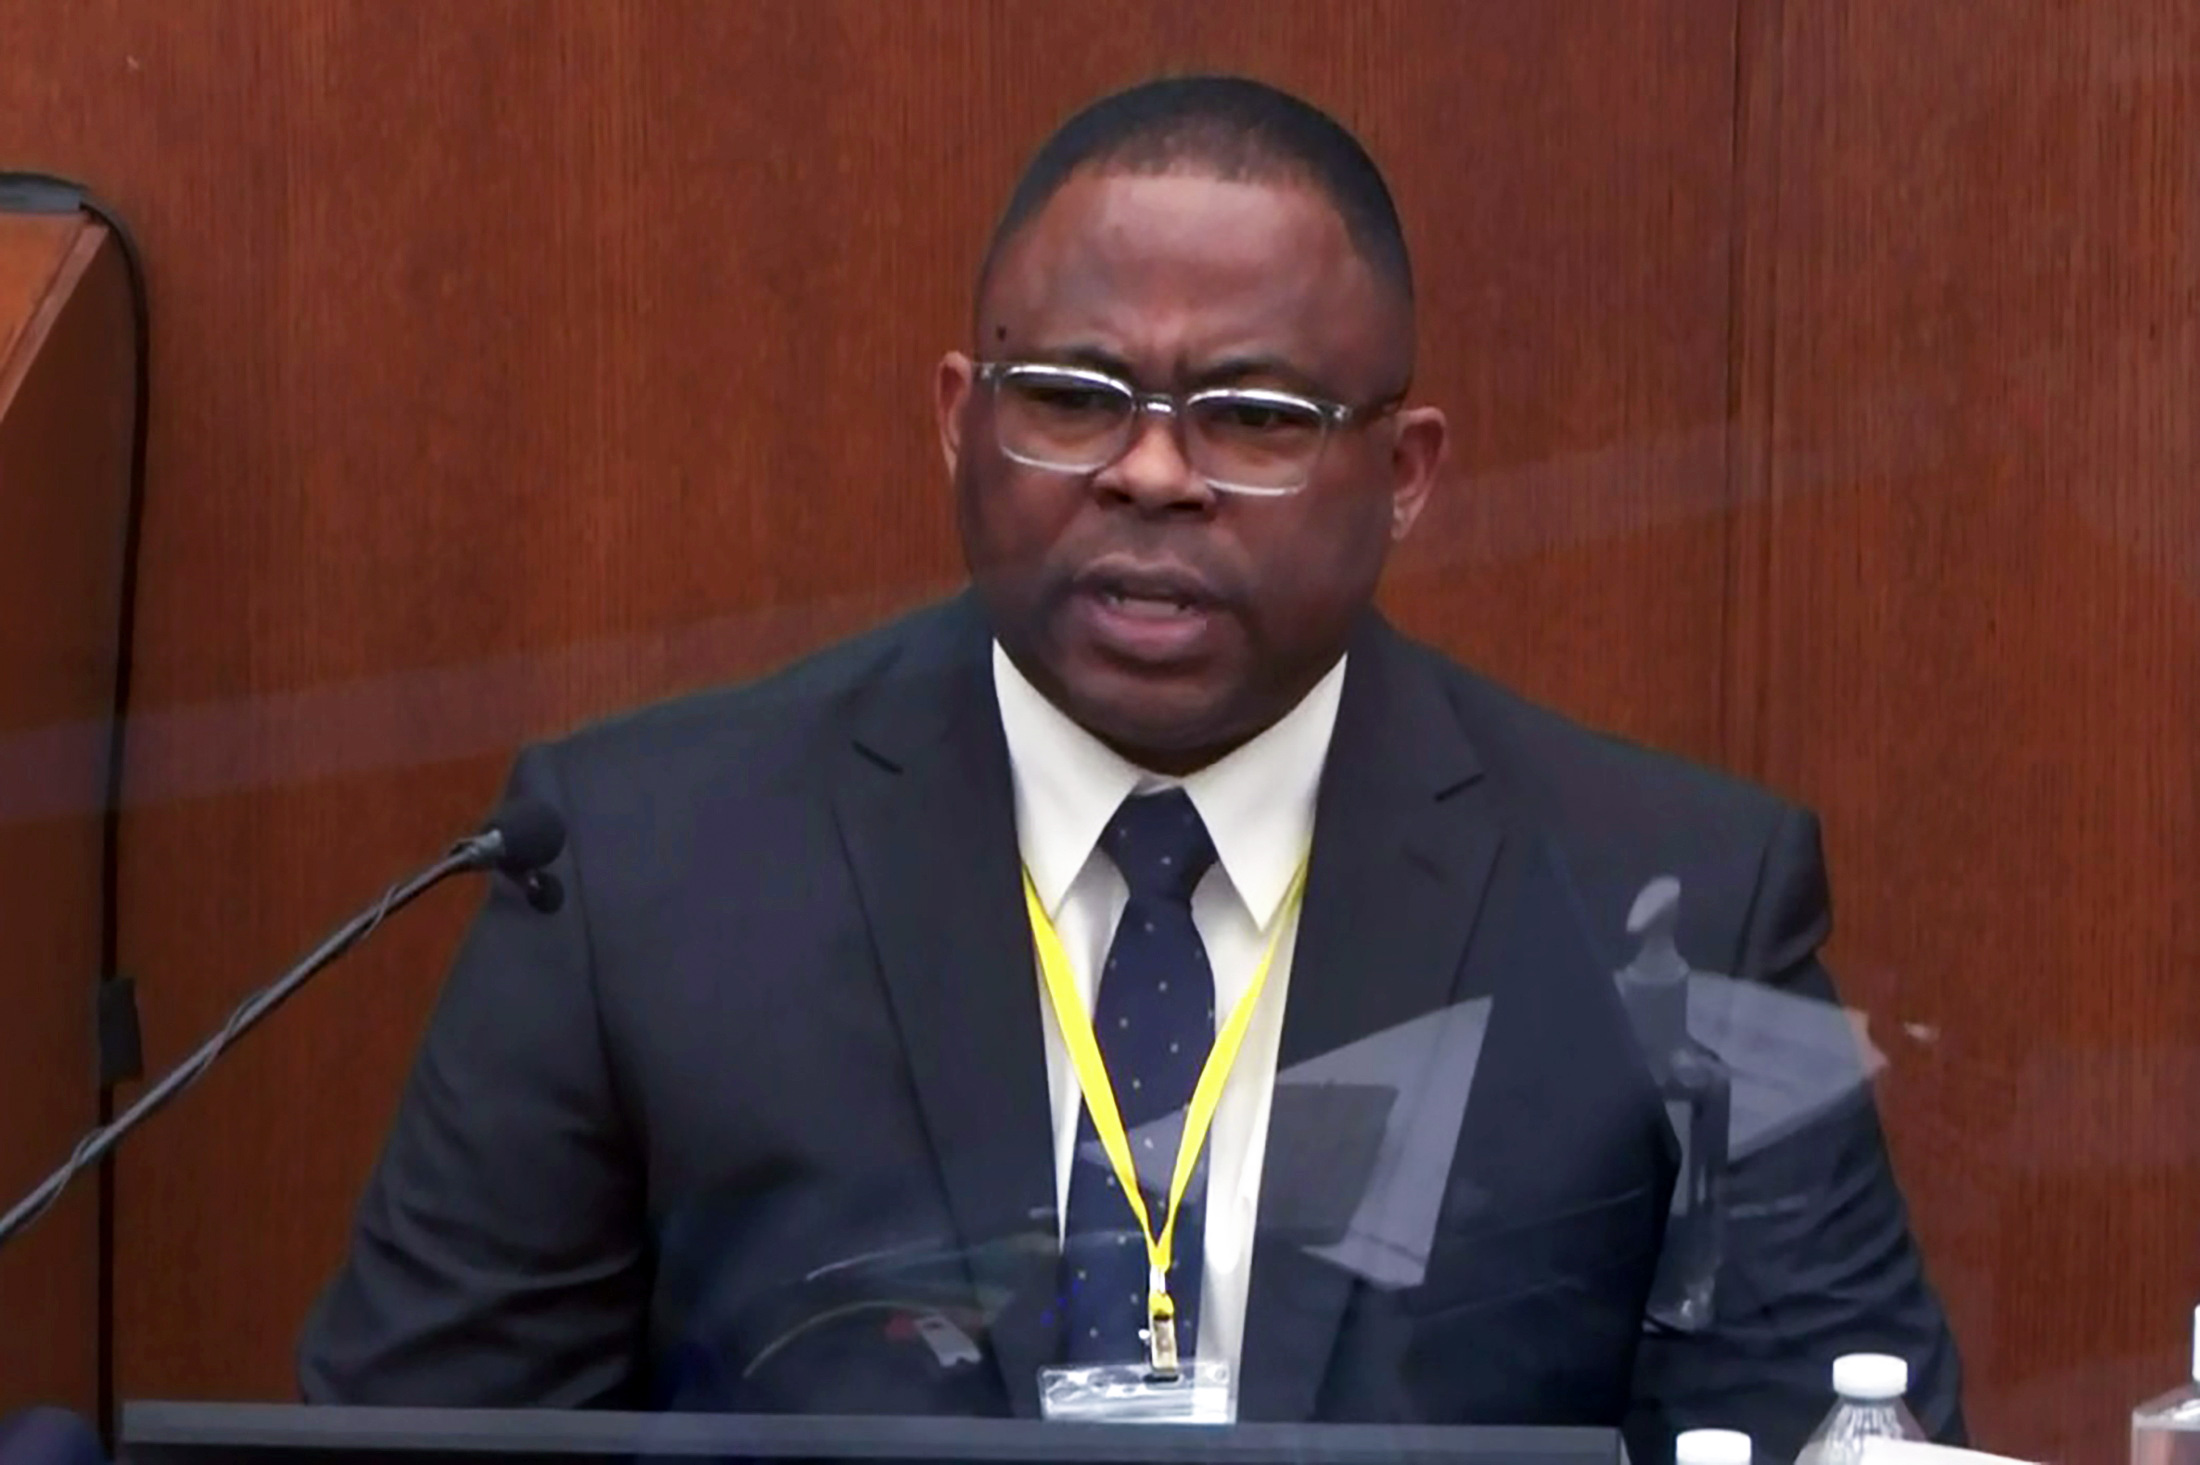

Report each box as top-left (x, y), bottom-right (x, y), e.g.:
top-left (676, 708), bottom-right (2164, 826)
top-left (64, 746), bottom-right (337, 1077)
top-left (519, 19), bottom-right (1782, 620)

top-left (2132, 1306), bottom-right (2200, 1465)
top-left (1679, 1429), bottom-right (1754, 1465)
top-left (1796, 1354), bottom-right (1927, 1465)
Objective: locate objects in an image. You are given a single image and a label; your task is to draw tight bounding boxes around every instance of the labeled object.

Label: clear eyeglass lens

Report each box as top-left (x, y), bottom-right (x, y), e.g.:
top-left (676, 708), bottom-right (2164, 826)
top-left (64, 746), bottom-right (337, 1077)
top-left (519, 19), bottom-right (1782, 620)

top-left (994, 369), bottom-right (1135, 470)
top-left (1185, 393), bottom-right (1326, 491)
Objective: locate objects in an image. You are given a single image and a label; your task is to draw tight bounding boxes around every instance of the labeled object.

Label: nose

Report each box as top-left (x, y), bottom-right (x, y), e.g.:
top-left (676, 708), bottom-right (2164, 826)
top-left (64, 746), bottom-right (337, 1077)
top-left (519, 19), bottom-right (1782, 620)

top-left (1091, 404), bottom-right (1216, 515)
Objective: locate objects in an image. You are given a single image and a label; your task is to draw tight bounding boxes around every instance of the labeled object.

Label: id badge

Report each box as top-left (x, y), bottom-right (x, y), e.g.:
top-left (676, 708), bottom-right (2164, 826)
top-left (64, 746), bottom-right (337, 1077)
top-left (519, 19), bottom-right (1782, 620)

top-left (1037, 1360), bottom-right (1231, 1424)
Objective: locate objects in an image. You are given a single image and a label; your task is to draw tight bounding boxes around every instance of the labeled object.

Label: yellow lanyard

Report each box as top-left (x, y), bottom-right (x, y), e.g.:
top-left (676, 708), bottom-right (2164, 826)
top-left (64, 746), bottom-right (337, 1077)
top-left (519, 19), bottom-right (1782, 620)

top-left (1022, 852), bottom-right (1309, 1377)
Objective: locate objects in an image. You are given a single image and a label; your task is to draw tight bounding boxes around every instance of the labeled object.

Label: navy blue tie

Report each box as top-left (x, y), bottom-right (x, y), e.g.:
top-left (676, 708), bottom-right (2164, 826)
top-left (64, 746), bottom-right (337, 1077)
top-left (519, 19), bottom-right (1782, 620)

top-left (1059, 789), bottom-right (1219, 1365)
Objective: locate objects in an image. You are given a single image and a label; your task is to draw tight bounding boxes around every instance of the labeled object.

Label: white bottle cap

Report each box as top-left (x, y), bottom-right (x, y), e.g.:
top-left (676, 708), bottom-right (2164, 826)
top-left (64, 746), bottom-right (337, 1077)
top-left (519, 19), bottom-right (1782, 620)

top-left (1832, 1353), bottom-right (1910, 1400)
top-left (2188, 1303), bottom-right (2200, 1383)
top-left (1675, 1430), bottom-right (1753, 1465)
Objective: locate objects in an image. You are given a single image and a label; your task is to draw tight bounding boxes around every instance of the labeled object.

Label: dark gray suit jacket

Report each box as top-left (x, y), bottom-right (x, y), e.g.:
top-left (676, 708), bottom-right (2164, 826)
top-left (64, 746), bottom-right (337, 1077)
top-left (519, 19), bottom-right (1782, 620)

top-left (298, 594), bottom-right (1964, 1464)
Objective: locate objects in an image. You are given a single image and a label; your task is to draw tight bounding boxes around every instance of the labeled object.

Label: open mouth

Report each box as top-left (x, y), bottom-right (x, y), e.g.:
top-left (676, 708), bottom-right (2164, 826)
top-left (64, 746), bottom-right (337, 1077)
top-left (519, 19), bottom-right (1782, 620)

top-left (1071, 562), bottom-right (1224, 662)
top-left (1080, 558), bottom-right (1221, 609)
top-left (1095, 586), bottom-right (1205, 618)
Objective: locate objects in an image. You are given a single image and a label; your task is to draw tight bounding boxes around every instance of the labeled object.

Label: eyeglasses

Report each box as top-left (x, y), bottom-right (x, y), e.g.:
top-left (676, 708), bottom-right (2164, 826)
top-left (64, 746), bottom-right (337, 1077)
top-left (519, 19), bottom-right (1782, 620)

top-left (975, 360), bottom-right (1401, 497)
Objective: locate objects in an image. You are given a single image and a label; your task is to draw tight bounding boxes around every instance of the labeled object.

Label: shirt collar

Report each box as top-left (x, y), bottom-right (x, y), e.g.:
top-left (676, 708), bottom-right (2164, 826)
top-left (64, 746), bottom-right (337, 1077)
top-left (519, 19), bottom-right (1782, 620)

top-left (992, 642), bottom-right (1345, 929)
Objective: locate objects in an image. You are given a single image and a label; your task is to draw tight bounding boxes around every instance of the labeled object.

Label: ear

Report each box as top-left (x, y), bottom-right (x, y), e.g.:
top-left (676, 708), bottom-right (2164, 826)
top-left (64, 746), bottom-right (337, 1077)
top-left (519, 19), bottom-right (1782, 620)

top-left (1385, 405), bottom-right (1448, 542)
top-left (935, 352), bottom-right (976, 479)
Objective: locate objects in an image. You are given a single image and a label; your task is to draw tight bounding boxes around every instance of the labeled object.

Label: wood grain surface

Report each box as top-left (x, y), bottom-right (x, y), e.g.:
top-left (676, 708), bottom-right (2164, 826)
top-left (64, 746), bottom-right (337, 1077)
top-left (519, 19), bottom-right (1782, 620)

top-left (0, 215), bottom-right (137, 1419)
top-left (1724, 3), bottom-right (2200, 1458)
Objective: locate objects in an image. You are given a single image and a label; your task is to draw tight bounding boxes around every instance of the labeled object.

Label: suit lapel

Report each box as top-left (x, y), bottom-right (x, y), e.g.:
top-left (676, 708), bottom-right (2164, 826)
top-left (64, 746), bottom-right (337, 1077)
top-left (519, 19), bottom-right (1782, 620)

top-left (1238, 617), bottom-right (1505, 1422)
top-left (830, 597), bottom-right (1058, 1417)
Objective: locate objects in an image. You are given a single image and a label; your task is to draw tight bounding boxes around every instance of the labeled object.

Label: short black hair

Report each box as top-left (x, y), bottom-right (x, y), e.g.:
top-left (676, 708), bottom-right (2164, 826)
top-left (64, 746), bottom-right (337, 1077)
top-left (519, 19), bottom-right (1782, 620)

top-left (978, 74), bottom-right (1415, 311)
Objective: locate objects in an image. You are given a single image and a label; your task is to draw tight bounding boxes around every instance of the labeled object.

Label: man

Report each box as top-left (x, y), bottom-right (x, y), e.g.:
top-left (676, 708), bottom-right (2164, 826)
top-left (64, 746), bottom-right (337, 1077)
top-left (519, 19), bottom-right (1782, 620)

top-left (300, 76), bottom-right (1964, 1462)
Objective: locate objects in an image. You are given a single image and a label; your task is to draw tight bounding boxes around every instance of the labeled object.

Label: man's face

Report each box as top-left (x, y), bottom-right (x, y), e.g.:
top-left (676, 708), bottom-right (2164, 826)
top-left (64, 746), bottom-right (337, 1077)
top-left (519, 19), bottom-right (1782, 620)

top-left (937, 169), bottom-right (1446, 771)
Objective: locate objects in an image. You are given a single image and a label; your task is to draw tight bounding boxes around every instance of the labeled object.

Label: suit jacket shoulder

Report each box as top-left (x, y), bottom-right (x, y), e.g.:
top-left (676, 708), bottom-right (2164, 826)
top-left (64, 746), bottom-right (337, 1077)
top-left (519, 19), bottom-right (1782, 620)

top-left (546, 596), bottom-right (981, 793)
top-left (1396, 631), bottom-right (1814, 979)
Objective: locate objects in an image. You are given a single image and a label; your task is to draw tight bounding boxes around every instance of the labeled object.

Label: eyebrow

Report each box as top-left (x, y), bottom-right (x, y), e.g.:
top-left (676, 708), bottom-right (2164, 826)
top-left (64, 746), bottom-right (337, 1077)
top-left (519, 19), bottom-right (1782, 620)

top-left (1037, 343), bottom-right (1337, 397)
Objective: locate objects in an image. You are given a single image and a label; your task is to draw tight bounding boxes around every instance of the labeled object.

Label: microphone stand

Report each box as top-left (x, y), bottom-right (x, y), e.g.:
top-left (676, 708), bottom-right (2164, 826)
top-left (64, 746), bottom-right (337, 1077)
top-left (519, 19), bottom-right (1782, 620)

top-left (0, 839), bottom-right (518, 1252)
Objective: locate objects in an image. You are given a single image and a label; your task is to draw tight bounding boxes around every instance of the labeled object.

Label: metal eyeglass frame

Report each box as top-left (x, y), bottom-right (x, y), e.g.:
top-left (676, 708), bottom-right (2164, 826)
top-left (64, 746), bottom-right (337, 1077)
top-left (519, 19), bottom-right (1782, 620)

top-left (974, 359), bottom-right (1401, 497)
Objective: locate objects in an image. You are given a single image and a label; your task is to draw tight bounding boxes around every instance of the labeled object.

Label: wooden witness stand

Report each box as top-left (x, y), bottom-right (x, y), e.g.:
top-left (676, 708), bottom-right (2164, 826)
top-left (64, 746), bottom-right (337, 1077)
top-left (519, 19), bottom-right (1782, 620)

top-left (0, 207), bottom-right (138, 1419)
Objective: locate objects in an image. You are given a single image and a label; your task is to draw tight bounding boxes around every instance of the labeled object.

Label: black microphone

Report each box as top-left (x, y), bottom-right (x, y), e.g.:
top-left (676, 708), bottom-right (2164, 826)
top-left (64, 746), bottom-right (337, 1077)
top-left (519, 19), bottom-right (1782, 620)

top-left (451, 797), bottom-right (566, 876)
top-left (451, 797), bottom-right (567, 912)
top-left (0, 799), bottom-right (568, 1252)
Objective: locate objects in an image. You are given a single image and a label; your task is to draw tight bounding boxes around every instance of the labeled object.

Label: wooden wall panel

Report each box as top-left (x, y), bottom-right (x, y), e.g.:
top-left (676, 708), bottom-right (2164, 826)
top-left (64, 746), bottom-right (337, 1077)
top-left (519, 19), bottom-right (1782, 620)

top-left (0, 216), bottom-right (137, 1419)
top-left (1728, 4), bottom-right (2200, 1461)
top-left (0, 0), bottom-right (1745, 1405)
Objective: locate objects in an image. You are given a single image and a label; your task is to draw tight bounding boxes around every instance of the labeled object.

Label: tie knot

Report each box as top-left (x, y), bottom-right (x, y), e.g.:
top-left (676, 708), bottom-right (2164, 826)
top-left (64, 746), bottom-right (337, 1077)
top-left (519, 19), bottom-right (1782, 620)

top-left (1100, 789), bottom-right (1217, 904)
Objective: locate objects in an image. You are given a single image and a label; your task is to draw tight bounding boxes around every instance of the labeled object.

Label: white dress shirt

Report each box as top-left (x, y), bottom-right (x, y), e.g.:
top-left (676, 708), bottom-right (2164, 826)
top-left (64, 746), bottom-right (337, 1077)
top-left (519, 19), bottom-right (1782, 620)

top-left (991, 642), bottom-right (1345, 1407)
